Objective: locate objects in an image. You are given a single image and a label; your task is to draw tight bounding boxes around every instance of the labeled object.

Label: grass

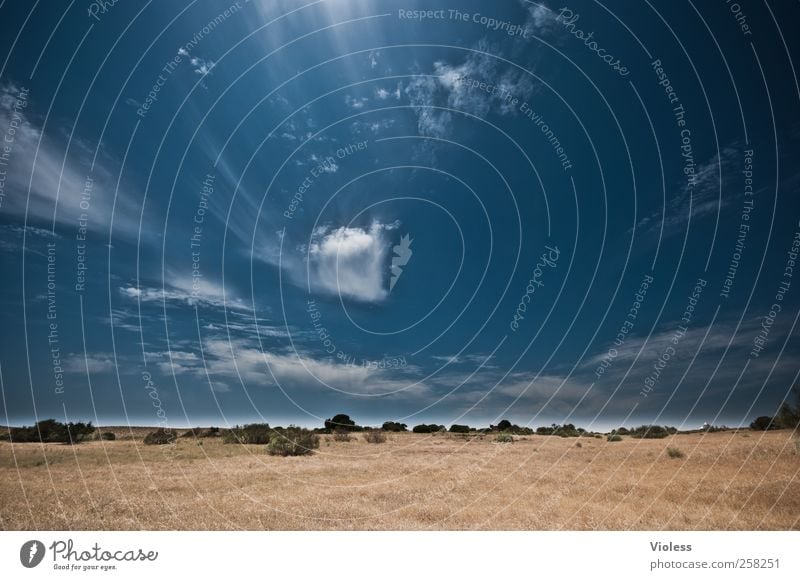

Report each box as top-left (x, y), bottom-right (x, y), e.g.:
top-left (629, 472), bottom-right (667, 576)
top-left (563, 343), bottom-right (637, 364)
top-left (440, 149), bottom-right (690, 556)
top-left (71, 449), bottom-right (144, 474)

top-left (0, 430), bottom-right (798, 530)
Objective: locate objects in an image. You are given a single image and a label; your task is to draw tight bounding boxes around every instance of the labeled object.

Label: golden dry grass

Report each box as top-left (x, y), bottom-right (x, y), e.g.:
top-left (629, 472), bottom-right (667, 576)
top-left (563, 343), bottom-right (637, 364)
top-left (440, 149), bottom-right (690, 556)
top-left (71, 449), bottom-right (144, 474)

top-left (0, 430), bottom-right (798, 530)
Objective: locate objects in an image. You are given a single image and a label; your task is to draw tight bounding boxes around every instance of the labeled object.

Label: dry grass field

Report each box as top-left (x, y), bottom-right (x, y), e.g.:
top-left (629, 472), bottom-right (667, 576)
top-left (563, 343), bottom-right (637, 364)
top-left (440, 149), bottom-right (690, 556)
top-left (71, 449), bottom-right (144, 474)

top-left (1, 430), bottom-right (798, 530)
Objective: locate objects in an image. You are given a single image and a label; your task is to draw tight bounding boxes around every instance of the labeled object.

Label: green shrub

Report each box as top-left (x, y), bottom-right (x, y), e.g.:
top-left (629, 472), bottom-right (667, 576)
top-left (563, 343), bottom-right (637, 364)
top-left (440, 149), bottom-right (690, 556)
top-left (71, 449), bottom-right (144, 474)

top-left (4, 419), bottom-right (95, 444)
top-left (324, 414), bottom-right (358, 432)
top-left (666, 447), bottom-right (685, 459)
top-left (181, 426), bottom-right (220, 438)
top-left (750, 416), bottom-right (778, 431)
top-left (496, 433), bottom-right (514, 443)
top-left (332, 430), bottom-right (353, 442)
top-left (629, 425), bottom-right (673, 439)
top-left (100, 432), bottom-right (116, 441)
top-left (412, 424), bottom-right (445, 433)
top-left (607, 434), bottom-right (622, 442)
top-left (449, 424), bottom-right (470, 434)
top-left (222, 423), bottom-right (271, 444)
top-left (381, 421), bottom-right (407, 432)
top-left (267, 427), bottom-right (319, 456)
top-left (363, 430), bottom-right (387, 444)
top-left (143, 428), bottom-right (177, 445)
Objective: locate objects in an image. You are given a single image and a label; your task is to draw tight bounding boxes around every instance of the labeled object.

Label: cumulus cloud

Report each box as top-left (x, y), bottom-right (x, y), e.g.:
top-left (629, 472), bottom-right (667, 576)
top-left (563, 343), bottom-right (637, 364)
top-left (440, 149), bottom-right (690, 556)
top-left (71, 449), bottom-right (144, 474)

top-left (306, 221), bottom-right (397, 302)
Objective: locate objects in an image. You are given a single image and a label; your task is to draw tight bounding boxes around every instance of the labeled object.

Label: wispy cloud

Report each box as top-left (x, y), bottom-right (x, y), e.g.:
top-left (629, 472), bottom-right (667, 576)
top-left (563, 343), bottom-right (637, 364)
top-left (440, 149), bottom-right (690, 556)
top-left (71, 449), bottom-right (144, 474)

top-left (0, 83), bottom-right (146, 240)
top-left (405, 42), bottom-right (538, 137)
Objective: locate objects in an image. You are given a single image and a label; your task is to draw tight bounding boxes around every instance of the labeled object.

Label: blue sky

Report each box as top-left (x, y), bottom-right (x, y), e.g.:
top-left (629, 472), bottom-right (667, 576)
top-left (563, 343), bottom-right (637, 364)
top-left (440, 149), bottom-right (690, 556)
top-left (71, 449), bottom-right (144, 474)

top-left (1, 0), bottom-right (799, 431)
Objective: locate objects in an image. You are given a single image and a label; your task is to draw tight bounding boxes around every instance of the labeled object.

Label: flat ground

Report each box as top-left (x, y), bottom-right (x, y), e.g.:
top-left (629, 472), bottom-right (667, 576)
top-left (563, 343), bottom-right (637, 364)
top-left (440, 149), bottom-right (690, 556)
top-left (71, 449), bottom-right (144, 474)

top-left (1, 430), bottom-right (798, 530)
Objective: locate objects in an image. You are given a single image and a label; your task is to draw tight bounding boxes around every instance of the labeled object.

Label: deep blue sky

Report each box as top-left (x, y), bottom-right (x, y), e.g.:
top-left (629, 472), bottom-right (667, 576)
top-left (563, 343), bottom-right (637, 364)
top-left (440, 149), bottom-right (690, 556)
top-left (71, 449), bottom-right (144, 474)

top-left (1, 0), bottom-right (798, 431)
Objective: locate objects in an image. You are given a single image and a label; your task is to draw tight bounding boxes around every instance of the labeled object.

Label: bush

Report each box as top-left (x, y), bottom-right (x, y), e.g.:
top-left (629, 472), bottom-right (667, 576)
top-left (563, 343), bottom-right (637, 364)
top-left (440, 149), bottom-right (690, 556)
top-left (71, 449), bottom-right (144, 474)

top-left (775, 387), bottom-right (800, 429)
top-left (449, 424), bottom-right (470, 434)
top-left (496, 419), bottom-right (512, 431)
top-left (666, 447), bottom-right (685, 459)
top-left (607, 434), bottom-right (622, 442)
top-left (100, 432), bottom-right (116, 441)
top-left (324, 414), bottom-right (358, 432)
top-left (629, 425), bottom-right (673, 439)
top-left (750, 416), bottom-right (778, 431)
top-left (381, 421), bottom-right (407, 432)
top-left (267, 427), bottom-right (319, 456)
top-left (332, 430), bottom-right (353, 442)
top-left (143, 428), bottom-right (177, 445)
top-left (4, 419), bottom-right (95, 444)
top-left (496, 433), bottom-right (514, 443)
top-left (412, 424), bottom-right (445, 433)
top-left (575, 442), bottom-right (582, 448)
top-left (181, 426), bottom-right (220, 438)
top-left (536, 423), bottom-right (580, 437)
top-left (363, 430), bottom-right (387, 444)
top-left (222, 423), bottom-right (271, 444)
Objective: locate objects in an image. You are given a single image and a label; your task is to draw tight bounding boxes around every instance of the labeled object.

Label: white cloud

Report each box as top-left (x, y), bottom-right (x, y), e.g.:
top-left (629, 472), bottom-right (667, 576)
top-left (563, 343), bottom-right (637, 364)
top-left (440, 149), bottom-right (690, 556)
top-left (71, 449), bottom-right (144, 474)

top-left (306, 221), bottom-right (396, 302)
top-left (190, 56), bottom-right (215, 76)
top-left (157, 337), bottom-right (425, 395)
top-left (0, 83), bottom-right (145, 239)
top-left (64, 354), bottom-right (115, 374)
top-left (344, 95), bottom-right (368, 110)
top-left (636, 145), bottom-right (741, 236)
top-left (118, 272), bottom-right (250, 311)
top-left (405, 45), bottom-right (537, 137)
top-left (375, 84), bottom-right (401, 101)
